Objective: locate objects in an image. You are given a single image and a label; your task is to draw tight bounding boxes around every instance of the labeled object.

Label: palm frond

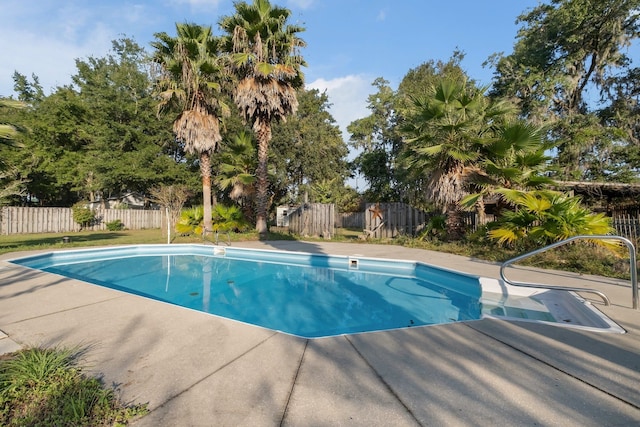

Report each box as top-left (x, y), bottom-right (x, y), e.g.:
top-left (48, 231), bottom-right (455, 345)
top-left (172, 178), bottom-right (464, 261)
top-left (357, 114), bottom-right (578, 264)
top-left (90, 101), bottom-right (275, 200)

top-left (460, 193), bottom-right (483, 210)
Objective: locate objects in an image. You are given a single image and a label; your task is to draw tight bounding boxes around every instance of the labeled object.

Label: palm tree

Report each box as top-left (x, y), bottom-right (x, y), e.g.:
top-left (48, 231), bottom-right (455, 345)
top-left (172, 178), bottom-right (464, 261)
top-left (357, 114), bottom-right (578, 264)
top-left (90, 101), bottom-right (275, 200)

top-left (401, 77), bottom-right (500, 240)
top-left (151, 23), bottom-right (228, 235)
top-left (460, 120), bottom-right (555, 222)
top-left (216, 131), bottom-right (256, 200)
top-left (216, 131), bottom-right (256, 220)
top-left (219, 0), bottom-right (306, 236)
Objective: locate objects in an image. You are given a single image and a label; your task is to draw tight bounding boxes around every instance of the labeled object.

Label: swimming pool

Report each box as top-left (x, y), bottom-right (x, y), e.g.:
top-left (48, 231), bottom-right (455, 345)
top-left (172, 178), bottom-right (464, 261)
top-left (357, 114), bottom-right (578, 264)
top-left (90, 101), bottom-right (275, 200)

top-left (10, 244), bottom-right (624, 337)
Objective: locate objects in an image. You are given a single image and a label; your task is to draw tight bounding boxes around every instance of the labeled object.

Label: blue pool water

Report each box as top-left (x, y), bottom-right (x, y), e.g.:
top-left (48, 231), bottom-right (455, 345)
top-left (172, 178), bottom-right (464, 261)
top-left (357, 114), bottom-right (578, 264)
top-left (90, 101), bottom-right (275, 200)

top-left (11, 245), bottom-right (484, 338)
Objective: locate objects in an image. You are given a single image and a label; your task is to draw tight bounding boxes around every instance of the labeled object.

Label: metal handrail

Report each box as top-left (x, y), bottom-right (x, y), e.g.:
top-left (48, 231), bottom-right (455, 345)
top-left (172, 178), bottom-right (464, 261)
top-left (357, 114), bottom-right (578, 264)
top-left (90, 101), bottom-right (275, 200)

top-left (500, 235), bottom-right (638, 310)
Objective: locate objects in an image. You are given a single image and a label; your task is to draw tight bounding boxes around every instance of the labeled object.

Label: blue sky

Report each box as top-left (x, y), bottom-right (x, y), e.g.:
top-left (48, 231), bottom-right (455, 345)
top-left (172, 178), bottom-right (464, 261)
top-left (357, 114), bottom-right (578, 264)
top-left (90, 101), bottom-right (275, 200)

top-left (0, 0), bottom-right (540, 142)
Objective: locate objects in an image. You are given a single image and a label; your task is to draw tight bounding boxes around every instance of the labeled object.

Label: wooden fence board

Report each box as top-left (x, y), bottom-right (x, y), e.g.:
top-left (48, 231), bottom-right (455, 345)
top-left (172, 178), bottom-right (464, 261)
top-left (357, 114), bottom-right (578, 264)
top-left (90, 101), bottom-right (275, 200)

top-left (5, 205), bottom-right (637, 242)
top-left (361, 203), bottom-right (429, 238)
top-left (288, 203), bottom-right (335, 237)
top-left (0, 207), bottom-right (163, 235)
top-left (336, 212), bottom-right (364, 229)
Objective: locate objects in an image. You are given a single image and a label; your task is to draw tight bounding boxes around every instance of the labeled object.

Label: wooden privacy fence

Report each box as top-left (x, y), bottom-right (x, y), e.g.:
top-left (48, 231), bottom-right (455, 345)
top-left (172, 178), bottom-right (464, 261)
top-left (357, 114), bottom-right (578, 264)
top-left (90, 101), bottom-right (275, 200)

top-left (287, 203), bottom-right (335, 238)
top-left (0, 207), bottom-right (163, 235)
top-left (337, 211), bottom-right (364, 229)
top-left (363, 203), bottom-right (429, 239)
top-left (354, 203), bottom-right (640, 242)
top-left (342, 208), bottom-right (493, 235)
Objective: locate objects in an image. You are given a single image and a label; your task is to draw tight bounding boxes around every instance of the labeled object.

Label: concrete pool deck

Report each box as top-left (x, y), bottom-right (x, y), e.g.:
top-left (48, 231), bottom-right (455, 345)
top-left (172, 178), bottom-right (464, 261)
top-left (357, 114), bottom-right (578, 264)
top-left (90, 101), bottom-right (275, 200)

top-left (0, 240), bottom-right (639, 426)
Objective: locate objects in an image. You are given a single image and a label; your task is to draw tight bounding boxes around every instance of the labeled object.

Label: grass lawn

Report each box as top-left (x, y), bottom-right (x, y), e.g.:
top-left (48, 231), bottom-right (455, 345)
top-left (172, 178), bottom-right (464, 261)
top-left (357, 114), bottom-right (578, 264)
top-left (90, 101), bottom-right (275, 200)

top-left (0, 229), bottom-right (163, 255)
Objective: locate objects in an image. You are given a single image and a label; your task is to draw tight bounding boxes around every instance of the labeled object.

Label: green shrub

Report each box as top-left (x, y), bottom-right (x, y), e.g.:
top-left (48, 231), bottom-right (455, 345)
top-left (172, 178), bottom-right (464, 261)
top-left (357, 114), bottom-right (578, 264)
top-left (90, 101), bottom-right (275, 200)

top-left (487, 189), bottom-right (616, 250)
top-left (71, 203), bottom-right (96, 230)
top-left (176, 206), bottom-right (205, 235)
top-left (176, 205), bottom-right (250, 236)
top-left (212, 204), bottom-right (250, 233)
top-left (106, 219), bottom-right (125, 231)
top-left (417, 214), bottom-right (447, 241)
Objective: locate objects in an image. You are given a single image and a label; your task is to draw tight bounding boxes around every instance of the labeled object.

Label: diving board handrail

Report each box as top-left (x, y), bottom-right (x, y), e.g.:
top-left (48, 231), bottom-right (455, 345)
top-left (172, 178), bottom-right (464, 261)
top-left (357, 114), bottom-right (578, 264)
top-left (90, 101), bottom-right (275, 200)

top-left (500, 235), bottom-right (638, 310)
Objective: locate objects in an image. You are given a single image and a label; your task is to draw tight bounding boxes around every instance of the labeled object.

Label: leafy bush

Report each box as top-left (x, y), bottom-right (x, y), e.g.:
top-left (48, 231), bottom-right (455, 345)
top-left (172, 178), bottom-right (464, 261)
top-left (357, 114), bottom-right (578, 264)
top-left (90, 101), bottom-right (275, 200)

top-left (176, 205), bottom-right (250, 236)
top-left (487, 189), bottom-right (616, 250)
top-left (212, 204), bottom-right (250, 233)
top-left (0, 346), bottom-right (147, 426)
top-left (71, 203), bottom-right (96, 230)
top-left (175, 206), bottom-right (204, 235)
top-left (106, 219), bottom-right (125, 231)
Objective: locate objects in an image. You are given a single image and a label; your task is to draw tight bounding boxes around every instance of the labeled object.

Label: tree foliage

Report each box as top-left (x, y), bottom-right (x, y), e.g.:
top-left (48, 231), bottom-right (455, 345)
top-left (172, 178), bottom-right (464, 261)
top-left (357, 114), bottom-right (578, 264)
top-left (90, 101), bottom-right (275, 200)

top-left (6, 39), bottom-right (195, 207)
top-left (348, 78), bottom-right (401, 201)
top-left (0, 98), bottom-right (28, 203)
top-left (490, 0), bottom-right (640, 181)
top-left (400, 76), bottom-right (511, 239)
top-left (270, 88), bottom-right (350, 205)
top-left (349, 55), bottom-right (475, 205)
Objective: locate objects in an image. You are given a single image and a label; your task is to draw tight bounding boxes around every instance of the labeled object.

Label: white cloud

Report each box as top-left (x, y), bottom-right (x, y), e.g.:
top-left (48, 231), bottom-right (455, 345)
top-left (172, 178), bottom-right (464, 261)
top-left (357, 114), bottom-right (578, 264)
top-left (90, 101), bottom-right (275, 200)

top-left (306, 74), bottom-right (373, 142)
top-left (0, 0), bottom-right (135, 97)
top-left (0, 22), bottom-right (114, 96)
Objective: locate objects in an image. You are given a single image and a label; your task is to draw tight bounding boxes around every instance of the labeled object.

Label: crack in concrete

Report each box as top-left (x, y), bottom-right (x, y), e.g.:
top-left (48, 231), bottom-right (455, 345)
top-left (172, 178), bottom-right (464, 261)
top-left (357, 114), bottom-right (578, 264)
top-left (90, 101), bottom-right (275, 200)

top-left (465, 322), bottom-right (640, 411)
top-left (279, 338), bottom-right (309, 426)
top-left (144, 331), bottom-right (280, 415)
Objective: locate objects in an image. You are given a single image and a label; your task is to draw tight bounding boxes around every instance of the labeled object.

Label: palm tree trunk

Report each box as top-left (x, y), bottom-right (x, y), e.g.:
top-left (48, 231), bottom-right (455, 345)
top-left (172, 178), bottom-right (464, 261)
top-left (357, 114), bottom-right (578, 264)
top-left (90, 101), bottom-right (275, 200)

top-left (445, 202), bottom-right (465, 241)
top-left (254, 119), bottom-right (271, 237)
top-left (200, 151), bottom-right (213, 236)
top-left (477, 194), bottom-right (486, 225)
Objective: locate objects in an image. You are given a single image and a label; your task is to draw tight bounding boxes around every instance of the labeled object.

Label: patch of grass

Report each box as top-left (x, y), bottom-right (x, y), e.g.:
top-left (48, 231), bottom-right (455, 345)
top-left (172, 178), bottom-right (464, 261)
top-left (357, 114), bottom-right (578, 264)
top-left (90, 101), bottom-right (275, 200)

top-left (516, 243), bottom-right (632, 279)
top-left (0, 346), bottom-right (147, 426)
top-left (0, 230), bottom-right (165, 255)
